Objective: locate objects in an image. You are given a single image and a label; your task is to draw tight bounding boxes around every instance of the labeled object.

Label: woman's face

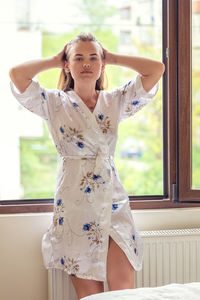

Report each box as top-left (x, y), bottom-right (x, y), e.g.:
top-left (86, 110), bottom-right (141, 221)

top-left (65, 41), bottom-right (104, 85)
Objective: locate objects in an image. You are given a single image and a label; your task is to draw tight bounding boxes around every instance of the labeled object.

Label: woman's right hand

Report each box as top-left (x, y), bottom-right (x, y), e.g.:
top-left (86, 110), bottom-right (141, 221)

top-left (53, 44), bottom-right (68, 69)
top-left (9, 43), bottom-right (68, 93)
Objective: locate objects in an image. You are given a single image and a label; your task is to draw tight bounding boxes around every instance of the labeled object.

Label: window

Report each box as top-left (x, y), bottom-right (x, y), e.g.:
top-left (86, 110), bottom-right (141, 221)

top-left (120, 6), bottom-right (131, 20)
top-left (119, 30), bottom-right (132, 44)
top-left (177, 0), bottom-right (200, 202)
top-left (1, 0), bottom-right (200, 214)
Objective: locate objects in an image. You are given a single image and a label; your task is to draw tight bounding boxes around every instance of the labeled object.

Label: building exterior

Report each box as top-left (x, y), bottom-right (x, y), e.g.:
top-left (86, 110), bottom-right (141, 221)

top-left (117, 0), bottom-right (162, 54)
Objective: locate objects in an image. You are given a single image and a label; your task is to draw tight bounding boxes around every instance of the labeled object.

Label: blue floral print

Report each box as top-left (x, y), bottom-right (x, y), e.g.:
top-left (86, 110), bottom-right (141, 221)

top-left (132, 100), bottom-right (139, 105)
top-left (59, 217), bottom-right (64, 225)
top-left (77, 142), bottom-right (84, 148)
top-left (93, 174), bottom-right (101, 180)
top-left (98, 114), bottom-right (104, 120)
top-left (129, 233), bottom-right (138, 256)
top-left (60, 256), bottom-right (80, 275)
top-left (57, 199), bottom-right (62, 206)
top-left (112, 204), bottom-right (118, 210)
top-left (95, 114), bottom-right (111, 134)
top-left (73, 102), bottom-right (79, 107)
top-left (121, 81), bottom-right (132, 96)
top-left (59, 125), bottom-right (85, 148)
top-left (83, 221), bottom-right (103, 246)
top-left (84, 187), bottom-right (91, 193)
top-left (41, 92), bottom-right (46, 99)
top-left (124, 80), bottom-right (132, 87)
top-left (61, 257), bottom-right (65, 264)
top-left (60, 126), bottom-right (65, 133)
top-left (53, 199), bottom-right (65, 228)
top-left (80, 172), bottom-right (106, 193)
top-left (83, 223), bottom-right (90, 231)
top-left (123, 81), bottom-right (132, 90)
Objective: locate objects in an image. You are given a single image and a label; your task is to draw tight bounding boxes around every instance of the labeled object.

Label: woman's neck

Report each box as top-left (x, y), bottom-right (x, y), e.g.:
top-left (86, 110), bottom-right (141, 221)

top-left (74, 83), bottom-right (98, 104)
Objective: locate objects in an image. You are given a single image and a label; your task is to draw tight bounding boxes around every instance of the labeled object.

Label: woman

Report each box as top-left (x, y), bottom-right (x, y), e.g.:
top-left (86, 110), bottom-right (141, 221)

top-left (9, 32), bottom-right (165, 299)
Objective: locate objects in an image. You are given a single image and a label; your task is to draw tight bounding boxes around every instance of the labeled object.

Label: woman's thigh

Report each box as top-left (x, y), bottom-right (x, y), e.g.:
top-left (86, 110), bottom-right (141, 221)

top-left (69, 275), bottom-right (104, 300)
top-left (106, 235), bottom-right (135, 290)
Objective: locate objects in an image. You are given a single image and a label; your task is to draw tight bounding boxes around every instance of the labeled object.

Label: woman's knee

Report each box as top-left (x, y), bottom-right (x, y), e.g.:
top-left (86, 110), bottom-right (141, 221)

top-left (69, 275), bottom-right (104, 299)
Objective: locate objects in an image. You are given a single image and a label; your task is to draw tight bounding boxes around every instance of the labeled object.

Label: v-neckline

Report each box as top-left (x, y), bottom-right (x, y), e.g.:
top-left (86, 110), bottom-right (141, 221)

top-left (71, 90), bottom-right (101, 115)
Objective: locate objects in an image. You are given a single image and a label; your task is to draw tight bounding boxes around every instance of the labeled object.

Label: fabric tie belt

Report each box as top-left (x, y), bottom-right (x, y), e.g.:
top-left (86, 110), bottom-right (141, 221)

top-left (60, 149), bottom-right (114, 180)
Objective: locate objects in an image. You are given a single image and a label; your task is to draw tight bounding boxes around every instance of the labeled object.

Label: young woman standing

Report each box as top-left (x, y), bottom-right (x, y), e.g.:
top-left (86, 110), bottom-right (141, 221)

top-left (9, 33), bottom-right (165, 300)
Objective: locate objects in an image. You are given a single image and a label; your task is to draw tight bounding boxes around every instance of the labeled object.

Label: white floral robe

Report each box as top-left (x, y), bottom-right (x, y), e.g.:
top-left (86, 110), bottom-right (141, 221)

top-left (10, 74), bottom-right (159, 282)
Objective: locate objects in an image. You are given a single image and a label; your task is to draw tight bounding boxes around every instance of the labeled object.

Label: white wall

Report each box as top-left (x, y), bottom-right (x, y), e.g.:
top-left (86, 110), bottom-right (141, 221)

top-left (0, 208), bottom-right (200, 300)
top-left (0, 214), bottom-right (50, 300)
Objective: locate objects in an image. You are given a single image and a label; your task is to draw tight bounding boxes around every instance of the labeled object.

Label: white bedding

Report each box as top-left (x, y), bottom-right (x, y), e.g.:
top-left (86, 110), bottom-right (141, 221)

top-left (81, 282), bottom-right (200, 300)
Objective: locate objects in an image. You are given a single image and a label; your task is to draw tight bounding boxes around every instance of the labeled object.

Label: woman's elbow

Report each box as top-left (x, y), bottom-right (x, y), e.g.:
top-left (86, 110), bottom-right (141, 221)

top-left (9, 67), bottom-right (19, 81)
top-left (9, 67), bottom-right (14, 79)
top-left (158, 62), bottom-right (165, 75)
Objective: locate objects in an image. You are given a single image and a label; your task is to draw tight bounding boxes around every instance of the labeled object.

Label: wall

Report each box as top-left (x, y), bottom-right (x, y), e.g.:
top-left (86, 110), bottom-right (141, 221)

top-left (0, 208), bottom-right (200, 300)
top-left (0, 214), bottom-right (50, 300)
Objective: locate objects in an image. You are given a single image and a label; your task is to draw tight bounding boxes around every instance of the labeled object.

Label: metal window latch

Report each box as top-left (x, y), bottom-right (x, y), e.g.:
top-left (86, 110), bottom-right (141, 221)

top-left (172, 183), bottom-right (178, 202)
top-left (166, 47), bottom-right (169, 58)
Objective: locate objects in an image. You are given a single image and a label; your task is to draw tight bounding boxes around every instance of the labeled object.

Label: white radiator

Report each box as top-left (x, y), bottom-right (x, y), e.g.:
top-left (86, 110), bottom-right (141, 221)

top-left (48, 228), bottom-right (200, 300)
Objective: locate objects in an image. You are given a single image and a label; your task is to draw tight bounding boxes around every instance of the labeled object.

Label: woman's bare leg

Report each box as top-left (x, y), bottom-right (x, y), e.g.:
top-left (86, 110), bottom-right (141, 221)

top-left (69, 275), bottom-right (104, 300)
top-left (106, 236), bottom-right (135, 291)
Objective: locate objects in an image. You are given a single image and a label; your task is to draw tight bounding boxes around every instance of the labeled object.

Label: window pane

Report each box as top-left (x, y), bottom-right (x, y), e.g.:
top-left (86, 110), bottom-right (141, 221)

top-left (192, 0), bottom-right (200, 189)
top-left (116, 0), bottom-right (163, 196)
top-left (2, 0), bottom-right (163, 201)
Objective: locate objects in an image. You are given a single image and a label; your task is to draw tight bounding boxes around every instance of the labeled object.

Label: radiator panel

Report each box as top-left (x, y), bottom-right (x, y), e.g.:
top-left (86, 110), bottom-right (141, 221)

top-left (135, 228), bottom-right (200, 288)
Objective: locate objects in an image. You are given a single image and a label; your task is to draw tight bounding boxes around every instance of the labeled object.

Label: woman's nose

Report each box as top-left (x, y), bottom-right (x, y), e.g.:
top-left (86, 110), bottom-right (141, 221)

top-left (83, 63), bottom-right (90, 69)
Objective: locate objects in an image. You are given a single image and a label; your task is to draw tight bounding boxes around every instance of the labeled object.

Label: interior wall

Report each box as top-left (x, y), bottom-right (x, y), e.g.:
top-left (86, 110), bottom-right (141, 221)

top-left (0, 214), bottom-right (51, 300)
top-left (0, 208), bottom-right (200, 300)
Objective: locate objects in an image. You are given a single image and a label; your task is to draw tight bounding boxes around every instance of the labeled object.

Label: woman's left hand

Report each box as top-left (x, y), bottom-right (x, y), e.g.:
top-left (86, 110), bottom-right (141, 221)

top-left (102, 48), bottom-right (116, 65)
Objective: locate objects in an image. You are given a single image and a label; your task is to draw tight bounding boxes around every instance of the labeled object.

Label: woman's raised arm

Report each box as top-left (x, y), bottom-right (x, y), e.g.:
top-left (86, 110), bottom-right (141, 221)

top-left (9, 45), bottom-right (67, 93)
top-left (103, 48), bottom-right (165, 93)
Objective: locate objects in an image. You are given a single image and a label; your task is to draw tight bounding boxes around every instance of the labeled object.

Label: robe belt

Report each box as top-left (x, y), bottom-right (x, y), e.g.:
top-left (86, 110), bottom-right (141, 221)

top-left (60, 150), bottom-right (114, 178)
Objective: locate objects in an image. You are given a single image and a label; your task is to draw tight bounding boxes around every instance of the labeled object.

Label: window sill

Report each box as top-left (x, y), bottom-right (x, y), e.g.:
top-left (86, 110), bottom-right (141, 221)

top-left (0, 198), bottom-right (200, 214)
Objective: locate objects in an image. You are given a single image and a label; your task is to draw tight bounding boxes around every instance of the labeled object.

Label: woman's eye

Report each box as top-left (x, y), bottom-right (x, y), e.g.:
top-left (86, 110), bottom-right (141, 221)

top-left (90, 57), bottom-right (97, 60)
top-left (75, 57), bottom-right (82, 61)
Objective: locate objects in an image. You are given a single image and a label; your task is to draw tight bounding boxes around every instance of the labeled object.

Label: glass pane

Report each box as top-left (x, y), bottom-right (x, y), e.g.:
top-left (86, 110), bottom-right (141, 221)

top-left (2, 0), bottom-right (163, 200)
top-left (192, 0), bottom-right (200, 189)
top-left (115, 0), bottom-right (163, 196)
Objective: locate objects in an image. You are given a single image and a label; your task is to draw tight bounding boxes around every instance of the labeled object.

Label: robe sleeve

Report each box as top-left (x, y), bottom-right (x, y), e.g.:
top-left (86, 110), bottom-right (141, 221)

top-left (115, 74), bottom-right (159, 123)
top-left (10, 79), bottom-right (55, 121)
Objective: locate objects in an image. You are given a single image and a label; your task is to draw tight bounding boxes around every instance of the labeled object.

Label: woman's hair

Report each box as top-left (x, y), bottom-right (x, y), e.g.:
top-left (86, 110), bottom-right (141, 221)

top-left (57, 32), bottom-right (107, 92)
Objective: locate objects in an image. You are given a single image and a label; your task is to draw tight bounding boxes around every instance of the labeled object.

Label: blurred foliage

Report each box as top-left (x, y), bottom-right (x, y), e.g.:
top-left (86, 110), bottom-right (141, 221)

top-left (192, 70), bottom-right (200, 188)
top-left (20, 123), bottom-right (60, 198)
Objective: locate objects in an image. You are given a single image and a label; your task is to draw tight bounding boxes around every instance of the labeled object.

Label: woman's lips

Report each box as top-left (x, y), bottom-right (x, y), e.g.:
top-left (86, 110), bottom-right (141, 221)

top-left (81, 70), bottom-right (92, 73)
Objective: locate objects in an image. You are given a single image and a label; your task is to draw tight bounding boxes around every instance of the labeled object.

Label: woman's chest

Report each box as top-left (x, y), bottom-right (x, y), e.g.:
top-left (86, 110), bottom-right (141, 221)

top-left (50, 96), bottom-right (119, 139)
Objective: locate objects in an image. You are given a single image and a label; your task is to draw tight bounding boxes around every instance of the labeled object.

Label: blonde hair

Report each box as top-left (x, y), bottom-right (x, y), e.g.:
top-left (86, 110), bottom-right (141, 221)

top-left (57, 32), bottom-right (107, 92)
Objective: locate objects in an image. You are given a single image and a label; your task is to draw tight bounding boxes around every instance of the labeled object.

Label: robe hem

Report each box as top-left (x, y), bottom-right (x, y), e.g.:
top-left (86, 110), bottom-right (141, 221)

top-left (109, 230), bottom-right (143, 272)
top-left (46, 266), bottom-right (106, 282)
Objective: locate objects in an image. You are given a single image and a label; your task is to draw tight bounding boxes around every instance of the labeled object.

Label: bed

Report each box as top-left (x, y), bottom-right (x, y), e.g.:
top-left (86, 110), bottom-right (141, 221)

top-left (81, 282), bottom-right (200, 300)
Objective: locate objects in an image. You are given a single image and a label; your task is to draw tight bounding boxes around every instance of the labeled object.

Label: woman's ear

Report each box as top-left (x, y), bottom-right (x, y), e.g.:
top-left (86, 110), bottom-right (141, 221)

top-left (64, 61), bottom-right (70, 73)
